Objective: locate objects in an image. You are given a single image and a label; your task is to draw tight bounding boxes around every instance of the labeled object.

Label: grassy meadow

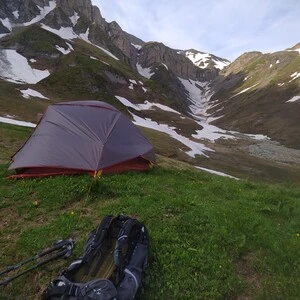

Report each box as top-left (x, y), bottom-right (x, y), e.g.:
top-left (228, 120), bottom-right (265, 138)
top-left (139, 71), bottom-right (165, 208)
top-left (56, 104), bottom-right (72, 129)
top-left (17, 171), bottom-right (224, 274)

top-left (0, 122), bottom-right (299, 299)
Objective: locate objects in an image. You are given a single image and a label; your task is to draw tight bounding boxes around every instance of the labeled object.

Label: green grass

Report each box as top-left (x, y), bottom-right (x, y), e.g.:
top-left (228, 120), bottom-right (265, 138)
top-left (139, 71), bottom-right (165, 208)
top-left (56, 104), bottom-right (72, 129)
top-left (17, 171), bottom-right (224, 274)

top-left (0, 164), bottom-right (300, 299)
top-left (0, 123), bottom-right (33, 163)
top-left (245, 57), bottom-right (265, 73)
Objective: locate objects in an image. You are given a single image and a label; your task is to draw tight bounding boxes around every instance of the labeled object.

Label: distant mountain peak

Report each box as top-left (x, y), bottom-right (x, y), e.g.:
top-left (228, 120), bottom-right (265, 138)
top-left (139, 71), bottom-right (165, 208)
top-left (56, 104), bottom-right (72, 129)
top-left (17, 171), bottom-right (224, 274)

top-left (179, 49), bottom-right (230, 70)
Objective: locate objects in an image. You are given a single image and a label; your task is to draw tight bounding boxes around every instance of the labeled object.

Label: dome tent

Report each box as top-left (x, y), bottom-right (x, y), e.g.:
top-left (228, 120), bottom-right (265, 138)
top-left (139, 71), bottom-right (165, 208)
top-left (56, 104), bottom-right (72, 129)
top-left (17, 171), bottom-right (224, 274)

top-left (8, 101), bottom-right (155, 178)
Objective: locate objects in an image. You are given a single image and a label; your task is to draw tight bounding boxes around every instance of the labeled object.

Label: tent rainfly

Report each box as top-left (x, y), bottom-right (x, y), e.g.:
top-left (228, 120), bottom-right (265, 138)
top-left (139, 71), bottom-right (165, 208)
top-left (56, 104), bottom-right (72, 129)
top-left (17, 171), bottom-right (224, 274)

top-left (8, 101), bottom-right (155, 178)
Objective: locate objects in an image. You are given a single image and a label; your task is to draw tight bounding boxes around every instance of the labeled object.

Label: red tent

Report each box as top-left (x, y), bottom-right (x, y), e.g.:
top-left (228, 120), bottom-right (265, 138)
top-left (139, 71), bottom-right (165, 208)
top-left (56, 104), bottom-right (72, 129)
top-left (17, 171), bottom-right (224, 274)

top-left (8, 101), bottom-right (155, 178)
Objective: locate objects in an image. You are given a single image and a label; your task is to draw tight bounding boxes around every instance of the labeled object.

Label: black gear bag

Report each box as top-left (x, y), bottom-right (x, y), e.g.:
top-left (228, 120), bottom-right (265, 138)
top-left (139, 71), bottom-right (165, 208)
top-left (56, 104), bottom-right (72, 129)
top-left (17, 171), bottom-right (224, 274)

top-left (42, 215), bottom-right (149, 300)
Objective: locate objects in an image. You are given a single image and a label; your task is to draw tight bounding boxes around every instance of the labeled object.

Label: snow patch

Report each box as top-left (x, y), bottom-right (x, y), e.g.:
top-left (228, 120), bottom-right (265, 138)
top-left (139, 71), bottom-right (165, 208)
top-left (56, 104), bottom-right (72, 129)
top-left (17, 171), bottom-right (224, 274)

top-left (66, 42), bottom-right (74, 51)
top-left (95, 46), bottom-right (119, 60)
top-left (138, 81), bottom-right (144, 85)
top-left (142, 87), bottom-right (147, 93)
top-left (269, 64), bottom-right (273, 68)
top-left (20, 88), bottom-right (49, 99)
top-left (278, 83), bottom-right (285, 87)
top-left (230, 84), bottom-right (258, 98)
top-left (131, 112), bottom-right (212, 158)
top-left (195, 166), bottom-right (239, 179)
top-left (128, 84), bottom-right (134, 90)
top-left (79, 27), bottom-right (89, 42)
top-left (30, 58), bottom-right (37, 63)
top-left (69, 12), bottom-right (80, 26)
top-left (289, 72), bottom-right (300, 82)
top-left (184, 51), bottom-right (210, 69)
top-left (243, 76), bottom-right (248, 81)
top-left (183, 51), bottom-right (229, 70)
top-left (212, 58), bottom-right (230, 70)
top-left (136, 63), bottom-right (154, 79)
top-left (192, 121), bottom-right (268, 142)
top-left (192, 123), bottom-right (237, 141)
top-left (162, 63), bottom-right (168, 70)
top-left (287, 47), bottom-right (300, 55)
top-left (115, 96), bottom-right (180, 114)
top-left (90, 56), bottom-right (99, 61)
top-left (100, 60), bottom-right (110, 66)
top-left (24, 1), bottom-right (57, 26)
top-left (286, 96), bottom-right (300, 103)
top-left (0, 117), bottom-right (36, 128)
top-left (55, 45), bottom-right (72, 55)
top-left (150, 103), bottom-right (181, 114)
top-left (0, 49), bottom-right (50, 84)
top-left (131, 43), bottom-right (142, 50)
top-left (178, 77), bottom-right (210, 117)
top-left (0, 18), bottom-right (12, 31)
top-left (115, 96), bottom-right (138, 110)
top-left (129, 79), bottom-right (137, 84)
top-left (276, 59), bottom-right (280, 64)
top-left (13, 10), bottom-right (19, 19)
top-left (41, 24), bottom-right (78, 39)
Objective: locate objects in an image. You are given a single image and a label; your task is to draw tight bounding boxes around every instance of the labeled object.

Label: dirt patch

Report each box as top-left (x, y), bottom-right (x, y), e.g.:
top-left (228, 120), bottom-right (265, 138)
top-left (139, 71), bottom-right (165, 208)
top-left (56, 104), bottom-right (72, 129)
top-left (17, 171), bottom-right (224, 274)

top-left (0, 206), bottom-right (21, 229)
top-left (235, 252), bottom-right (261, 299)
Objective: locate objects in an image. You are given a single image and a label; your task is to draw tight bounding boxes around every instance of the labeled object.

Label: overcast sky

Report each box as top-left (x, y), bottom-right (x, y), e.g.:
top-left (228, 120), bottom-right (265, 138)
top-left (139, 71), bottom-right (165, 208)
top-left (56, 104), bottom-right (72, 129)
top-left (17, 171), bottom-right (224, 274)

top-left (92, 0), bottom-right (300, 61)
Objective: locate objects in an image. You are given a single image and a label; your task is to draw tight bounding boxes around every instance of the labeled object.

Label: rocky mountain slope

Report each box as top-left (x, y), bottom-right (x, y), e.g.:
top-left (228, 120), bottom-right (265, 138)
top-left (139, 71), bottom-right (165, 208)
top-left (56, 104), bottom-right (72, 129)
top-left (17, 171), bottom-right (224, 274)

top-left (208, 47), bottom-right (300, 149)
top-left (0, 0), bottom-right (300, 181)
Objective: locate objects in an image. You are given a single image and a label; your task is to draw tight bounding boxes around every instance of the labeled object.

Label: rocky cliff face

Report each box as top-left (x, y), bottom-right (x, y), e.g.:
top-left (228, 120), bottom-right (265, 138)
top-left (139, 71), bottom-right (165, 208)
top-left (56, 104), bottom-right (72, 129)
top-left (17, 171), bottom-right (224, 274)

top-left (136, 43), bottom-right (229, 82)
top-left (56, 0), bottom-right (106, 28)
top-left (0, 0), bottom-right (225, 82)
top-left (0, 0), bottom-right (105, 30)
top-left (0, 0), bottom-right (52, 23)
top-left (107, 21), bottom-right (144, 67)
top-left (137, 42), bottom-right (198, 80)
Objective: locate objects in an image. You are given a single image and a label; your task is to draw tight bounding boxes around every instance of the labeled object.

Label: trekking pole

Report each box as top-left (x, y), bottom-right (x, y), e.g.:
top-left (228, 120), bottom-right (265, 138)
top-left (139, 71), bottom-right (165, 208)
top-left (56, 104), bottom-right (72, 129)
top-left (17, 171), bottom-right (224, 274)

top-left (0, 239), bottom-right (74, 286)
top-left (0, 239), bottom-right (74, 277)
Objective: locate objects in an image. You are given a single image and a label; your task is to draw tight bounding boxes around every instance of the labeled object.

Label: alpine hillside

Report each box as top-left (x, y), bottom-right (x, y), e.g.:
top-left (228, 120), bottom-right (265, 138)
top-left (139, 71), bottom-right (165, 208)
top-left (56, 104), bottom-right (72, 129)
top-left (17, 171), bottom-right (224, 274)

top-left (0, 0), bottom-right (300, 183)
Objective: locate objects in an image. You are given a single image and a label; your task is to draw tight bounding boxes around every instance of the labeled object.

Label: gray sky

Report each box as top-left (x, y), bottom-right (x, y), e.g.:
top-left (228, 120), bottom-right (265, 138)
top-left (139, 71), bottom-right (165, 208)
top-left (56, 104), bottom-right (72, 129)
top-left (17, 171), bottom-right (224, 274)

top-left (92, 0), bottom-right (300, 61)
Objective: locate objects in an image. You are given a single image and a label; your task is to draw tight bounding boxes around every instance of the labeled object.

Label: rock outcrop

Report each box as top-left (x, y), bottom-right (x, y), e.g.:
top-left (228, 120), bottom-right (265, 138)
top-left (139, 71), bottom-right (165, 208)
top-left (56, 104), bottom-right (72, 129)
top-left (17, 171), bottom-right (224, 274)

top-left (138, 42), bottom-right (197, 80)
top-left (136, 42), bottom-right (225, 81)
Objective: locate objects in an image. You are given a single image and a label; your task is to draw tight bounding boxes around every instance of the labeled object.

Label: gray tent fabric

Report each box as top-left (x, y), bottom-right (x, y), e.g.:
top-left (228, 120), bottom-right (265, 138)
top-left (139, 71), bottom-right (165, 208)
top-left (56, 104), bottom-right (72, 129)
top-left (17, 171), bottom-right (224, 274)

top-left (8, 101), bottom-right (155, 178)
